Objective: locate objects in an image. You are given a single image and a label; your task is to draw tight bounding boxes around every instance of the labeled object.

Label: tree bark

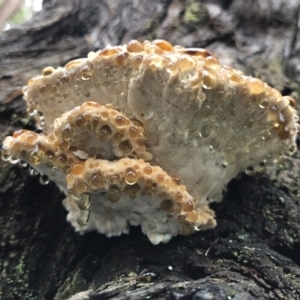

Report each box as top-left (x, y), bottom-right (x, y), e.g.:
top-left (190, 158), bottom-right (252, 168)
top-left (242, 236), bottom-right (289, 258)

top-left (0, 1), bottom-right (300, 299)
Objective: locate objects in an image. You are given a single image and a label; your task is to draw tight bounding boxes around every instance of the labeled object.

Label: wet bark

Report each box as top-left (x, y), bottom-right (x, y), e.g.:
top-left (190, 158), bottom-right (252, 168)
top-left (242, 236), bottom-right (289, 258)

top-left (0, 1), bottom-right (300, 299)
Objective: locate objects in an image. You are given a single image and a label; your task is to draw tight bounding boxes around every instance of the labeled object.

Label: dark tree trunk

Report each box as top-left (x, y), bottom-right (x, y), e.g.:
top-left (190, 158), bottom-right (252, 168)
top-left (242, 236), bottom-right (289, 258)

top-left (0, 1), bottom-right (300, 299)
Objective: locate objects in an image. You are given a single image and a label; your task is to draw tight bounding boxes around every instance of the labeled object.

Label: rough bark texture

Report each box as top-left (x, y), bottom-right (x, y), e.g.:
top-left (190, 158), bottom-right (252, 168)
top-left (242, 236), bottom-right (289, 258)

top-left (0, 1), bottom-right (300, 299)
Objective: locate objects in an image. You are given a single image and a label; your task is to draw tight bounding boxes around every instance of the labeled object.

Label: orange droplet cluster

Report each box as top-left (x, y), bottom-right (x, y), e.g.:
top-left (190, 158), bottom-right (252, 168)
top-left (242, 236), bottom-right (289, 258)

top-left (66, 157), bottom-right (216, 234)
top-left (54, 101), bottom-right (152, 161)
top-left (2, 130), bottom-right (79, 173)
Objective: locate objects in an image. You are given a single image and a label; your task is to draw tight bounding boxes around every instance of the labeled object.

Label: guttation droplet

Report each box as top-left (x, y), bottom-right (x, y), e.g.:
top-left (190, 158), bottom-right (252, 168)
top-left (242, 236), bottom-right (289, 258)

top-left (80, 64), bottom-right (93, 80)
top-left (209, 137), bottom-right (220, 149)
top-left (119, 140), bottom-right (132, 155)
top-left (202, 69), bottom-right (217, 89)
top-left (18, 160), bottom-right (28, 168)
top-left (29, 146), bottom-right (45, 165)
top-left (98, 125), bottom-right (112, 142)
top-left (187, 122), bottom-right (197, 132)
top-left (245, 166), bottom-right (255, 176)
top-left (225, 153), bottom-right (236, 165)
top-left (197, 92), bottom-right (206, 102)
top-left (258, 98), bottom-right (269, 109)
top-left (1, 151), bottom-right (12, 161)
top-left (125, 168), bottom-right (138, 185)
top-left (160, 199), bottom-right (174, 213)
top-left (288, 145), bottom-right (296, 155)
top-left (201, 105), bottom-right (212, 117)
top-left (77, 193), bottom-right (91, 210)
top-left (61, 123), bottom-right (75, 140)
top-left (9, 156), bottom-right (19, 164)
top-left (148, 219), bottom-right (157, 230)
top-left (107, 185), bottom-right (122, 203)
top-left (50, 167), bottom-right (59, 177)
top-left (142, 106), bottom-right (154, 120)
top-left (39, 175), bottom-right (50, 185)
top-left (29, 168), bottom-right (39, 176)
top-left (199, 125), bottom-right (210, 138)
top-left (77, 210), bottom-right (90, 226)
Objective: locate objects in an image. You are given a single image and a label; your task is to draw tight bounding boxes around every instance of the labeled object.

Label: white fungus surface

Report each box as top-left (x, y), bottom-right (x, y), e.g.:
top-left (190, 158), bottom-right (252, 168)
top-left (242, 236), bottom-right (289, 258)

top-left (2, 40), bottom-right (298, 244)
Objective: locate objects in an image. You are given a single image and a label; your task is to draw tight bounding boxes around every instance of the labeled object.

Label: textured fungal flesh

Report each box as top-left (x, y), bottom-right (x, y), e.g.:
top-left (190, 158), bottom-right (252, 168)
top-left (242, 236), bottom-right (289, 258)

top-left (2, 39), bottom-right (298, 244)
top-left (65, 157), bottom-right (215, 244)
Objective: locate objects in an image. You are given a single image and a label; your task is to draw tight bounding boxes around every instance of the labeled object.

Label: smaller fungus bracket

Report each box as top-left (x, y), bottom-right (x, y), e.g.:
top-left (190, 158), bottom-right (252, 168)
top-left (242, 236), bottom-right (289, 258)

top-left (65, 157), bottom-right (215, 244)
top-left (2, 129), bottom-right (79, 192)
top-left (53, 101), bottom-right (152, 161)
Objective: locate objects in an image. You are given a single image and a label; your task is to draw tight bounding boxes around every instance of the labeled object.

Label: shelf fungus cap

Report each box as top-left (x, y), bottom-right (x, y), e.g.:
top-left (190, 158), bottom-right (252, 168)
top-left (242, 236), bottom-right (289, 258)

top-left (2, 39), bottom-right (298, 244)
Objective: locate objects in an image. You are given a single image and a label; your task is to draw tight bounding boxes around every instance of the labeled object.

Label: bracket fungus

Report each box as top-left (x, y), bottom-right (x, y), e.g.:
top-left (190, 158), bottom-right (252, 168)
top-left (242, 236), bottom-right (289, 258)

top-left (2, 40), bottom-right (298, 244)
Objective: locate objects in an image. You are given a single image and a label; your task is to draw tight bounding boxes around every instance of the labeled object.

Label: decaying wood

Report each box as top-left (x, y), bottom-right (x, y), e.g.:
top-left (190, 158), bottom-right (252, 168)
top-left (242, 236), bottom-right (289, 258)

top-left (0, 1), bottom-right (300, 299)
